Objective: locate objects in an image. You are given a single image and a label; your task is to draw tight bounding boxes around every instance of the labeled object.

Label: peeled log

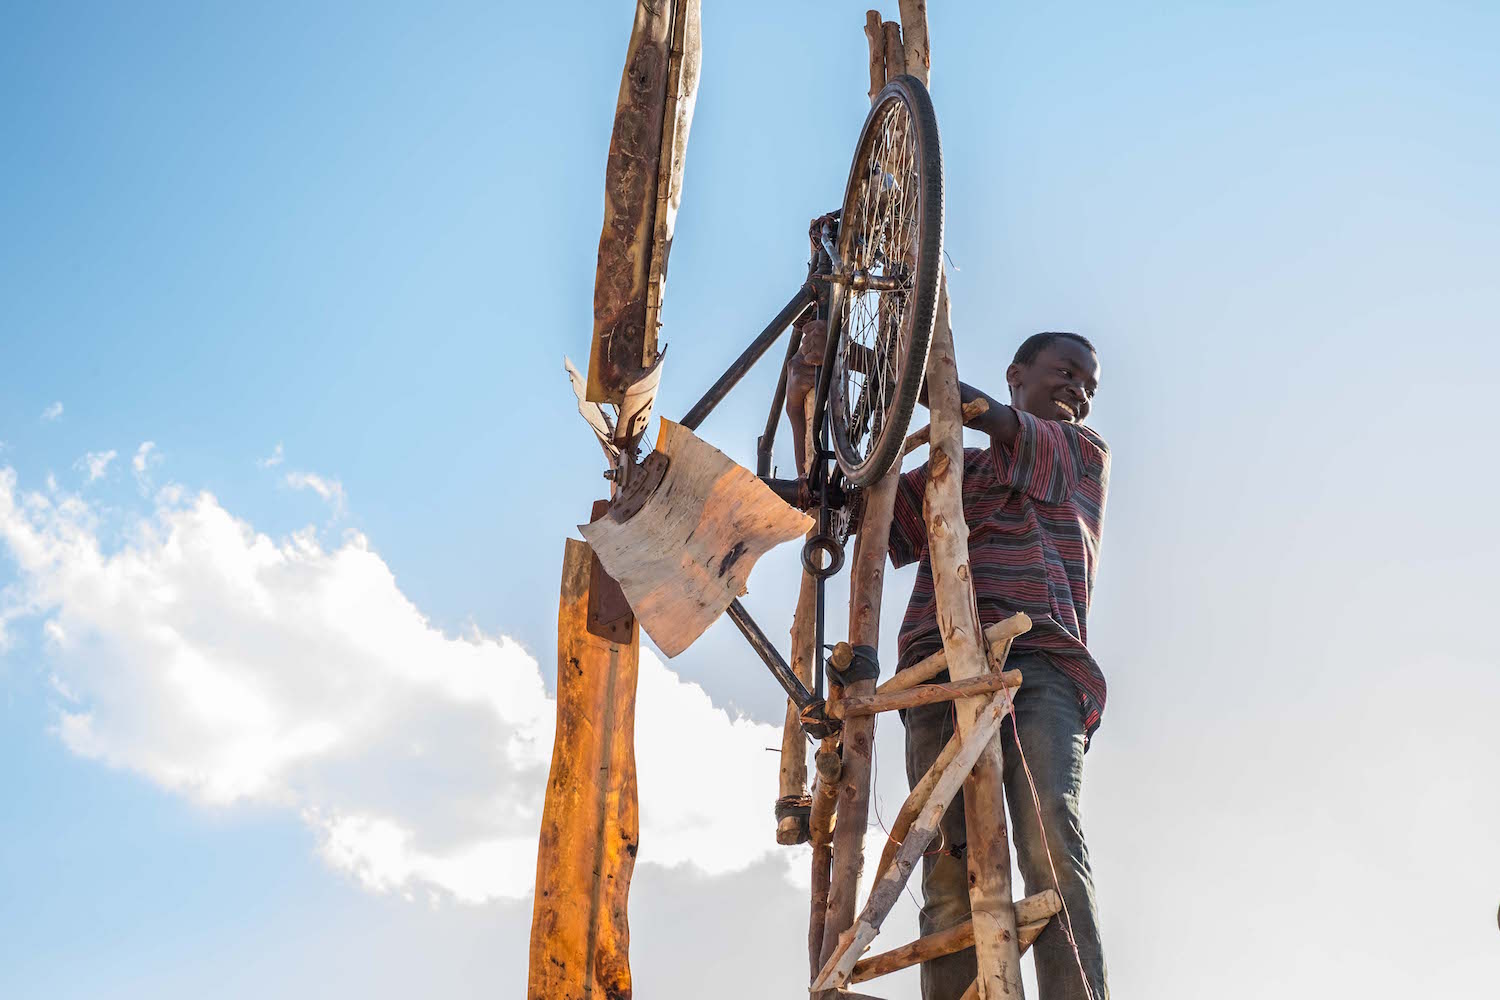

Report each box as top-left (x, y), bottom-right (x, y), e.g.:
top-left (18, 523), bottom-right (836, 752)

top-left (528, 540), bottom-right (640, 1000)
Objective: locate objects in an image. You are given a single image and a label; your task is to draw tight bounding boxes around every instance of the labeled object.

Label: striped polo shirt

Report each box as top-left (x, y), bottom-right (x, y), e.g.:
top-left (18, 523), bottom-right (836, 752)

top-left (888, 409), bottom-right (1111, 736)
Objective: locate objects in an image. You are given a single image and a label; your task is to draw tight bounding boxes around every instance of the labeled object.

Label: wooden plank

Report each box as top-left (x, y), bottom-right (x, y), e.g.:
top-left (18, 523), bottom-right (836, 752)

top-left (580, 419), bottom-right (813, 657)
top-left (588, 0), bottom-right (701, 407)
top-left (831, 669), bottom-right (1022, 719)
top-left (527, 539), bottom-right (640, 1000)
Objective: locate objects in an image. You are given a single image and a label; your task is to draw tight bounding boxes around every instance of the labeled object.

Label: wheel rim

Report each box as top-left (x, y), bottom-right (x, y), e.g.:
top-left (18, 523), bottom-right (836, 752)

top-left (832, 89), bottom-right (925, 479)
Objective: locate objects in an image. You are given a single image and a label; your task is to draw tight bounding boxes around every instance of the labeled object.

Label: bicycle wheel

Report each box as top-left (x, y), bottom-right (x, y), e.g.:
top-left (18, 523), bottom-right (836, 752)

top-left (826, 74), bottom-right (944, 487)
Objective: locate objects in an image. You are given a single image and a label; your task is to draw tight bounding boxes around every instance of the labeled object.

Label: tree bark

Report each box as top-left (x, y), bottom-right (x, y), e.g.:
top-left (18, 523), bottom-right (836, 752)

top-left (863, 11), bottom-right (885, 104)
top-left (812, 692), bottom-right (1011, 992)
top-left (831, 669), bottom-right (1022, 719)
top-left (922, 289), bottom-right (1025, 1000)
top-left (818, 465), bottom-right (900, 977)
top-left (874, 613), bottom-right (1031, 697)
top-left (528, 540), bottom-right (640, 1000)
top-left (881, 21), bottom-right (906, 79)
top-left (777, 545), bottom-right (819, 844)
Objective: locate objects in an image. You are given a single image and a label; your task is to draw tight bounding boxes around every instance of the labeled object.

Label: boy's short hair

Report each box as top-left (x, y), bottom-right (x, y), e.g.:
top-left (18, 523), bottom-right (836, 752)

top-left (1012, 331), bottom-right (1097, 366)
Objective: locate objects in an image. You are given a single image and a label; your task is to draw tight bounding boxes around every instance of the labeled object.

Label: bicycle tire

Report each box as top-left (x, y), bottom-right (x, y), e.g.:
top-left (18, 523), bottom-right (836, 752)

top-left (826, 74), bottom-right (944, 487)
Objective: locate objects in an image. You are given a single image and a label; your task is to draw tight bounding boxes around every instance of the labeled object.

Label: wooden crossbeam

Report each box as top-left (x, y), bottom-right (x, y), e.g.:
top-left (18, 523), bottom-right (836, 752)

top-left (902, 398), bottom-right (989, 456)
top-left (875, 613), bottom-right (1031, 697)
top-left (831, 669), bottom-right (1022, 719)
top-left (849, 890), bottom-right (1060, 983)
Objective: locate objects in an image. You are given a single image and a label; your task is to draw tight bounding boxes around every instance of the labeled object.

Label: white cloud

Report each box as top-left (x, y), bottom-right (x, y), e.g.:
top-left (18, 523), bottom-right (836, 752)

top-left (77, 449), bottom-right (118, 483)
top-left (40, 401), bottom-right (63, 422)
top-left (0, 467), bottom-right (786, 903)
top-left (258, 443), bottom-right (284, 469)
top-left (284, 471), bottom-right (346, 516)
top-left (131, 441), bottom-right (157, 474)
top-left (132, 441), bottom-right (161, 491)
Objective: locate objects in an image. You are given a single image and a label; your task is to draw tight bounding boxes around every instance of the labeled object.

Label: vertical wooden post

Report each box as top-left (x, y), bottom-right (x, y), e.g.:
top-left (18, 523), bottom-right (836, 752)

top-left (777, 553), bottom-right (818, 845)
top-left (897, 2), bottom-right (1026, 997)
top-left (528, 540), bottom-right (640, 1000)
top-left (862, 11), bottom-right (885, 103)
top-left (818, 464), bottom-right (901, 976)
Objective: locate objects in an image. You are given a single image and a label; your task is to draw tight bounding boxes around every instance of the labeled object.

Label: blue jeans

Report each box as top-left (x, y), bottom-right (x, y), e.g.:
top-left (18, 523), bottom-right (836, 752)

top-left (902, 652), bottom-right (1108, 1000)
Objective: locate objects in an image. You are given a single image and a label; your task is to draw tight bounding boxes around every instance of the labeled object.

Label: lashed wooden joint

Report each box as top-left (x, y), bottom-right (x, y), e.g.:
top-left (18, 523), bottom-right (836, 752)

top-left (830, 669), bottom-right (1022, 720)
top-left (876, 613), bottom-right (1031, 696)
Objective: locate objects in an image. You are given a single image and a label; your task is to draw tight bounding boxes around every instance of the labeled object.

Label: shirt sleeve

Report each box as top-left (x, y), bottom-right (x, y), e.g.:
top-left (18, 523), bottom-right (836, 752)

top-left (886, 463), bottom-right (929, 568)
top-left (991, 409), bottom-right (1109, 505)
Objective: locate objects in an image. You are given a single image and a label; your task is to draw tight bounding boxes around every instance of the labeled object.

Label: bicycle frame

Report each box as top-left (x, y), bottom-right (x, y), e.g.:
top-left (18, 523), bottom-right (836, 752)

top-left (676, 224), bottom-right (850, 734)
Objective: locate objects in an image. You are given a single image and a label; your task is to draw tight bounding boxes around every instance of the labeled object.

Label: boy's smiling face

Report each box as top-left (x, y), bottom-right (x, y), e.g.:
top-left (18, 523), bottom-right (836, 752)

top-left (1006, 338), bottom-right (1101, 424)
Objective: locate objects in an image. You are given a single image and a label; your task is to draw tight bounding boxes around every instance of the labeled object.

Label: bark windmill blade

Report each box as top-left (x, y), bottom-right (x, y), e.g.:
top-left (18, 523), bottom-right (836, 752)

top-left (529, 5), bottom-right (699, 1000)
top-left (586, 0), bottom-right (701, 430)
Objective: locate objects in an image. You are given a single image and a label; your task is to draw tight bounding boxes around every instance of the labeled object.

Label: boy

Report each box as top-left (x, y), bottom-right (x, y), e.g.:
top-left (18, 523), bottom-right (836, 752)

top-left (786, 328), bottom-right (1110, 1000)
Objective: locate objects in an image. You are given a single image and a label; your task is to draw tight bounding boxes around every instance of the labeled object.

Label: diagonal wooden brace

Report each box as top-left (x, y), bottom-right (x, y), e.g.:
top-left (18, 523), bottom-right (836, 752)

top-left (811, 690), bottom-right (1013, 992)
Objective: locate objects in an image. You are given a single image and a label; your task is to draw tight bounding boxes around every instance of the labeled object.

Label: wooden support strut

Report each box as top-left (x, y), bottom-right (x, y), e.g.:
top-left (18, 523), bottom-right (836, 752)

top-left (849, 890), bottom-right (1061, 984)
top-left (897, 2), bottom-right (1025, 995)
top-left (829, 669), bottom-right (1022, 719)
top-left (777, 536), bottom-right (820, 845)
top-left (875, 613), bottom-right (1031, 697)
top-left (818, 461), bottom-right (901, 980)
top-left (812, 16), bottom-right (894, 991)
top-left (811, 690), bottom-right (1012, 992)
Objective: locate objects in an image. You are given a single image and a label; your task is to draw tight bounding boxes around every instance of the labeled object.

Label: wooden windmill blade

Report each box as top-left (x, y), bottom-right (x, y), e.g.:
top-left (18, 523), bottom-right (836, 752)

top-left (586, 0), bottom-right (701, 414)
top-left (529, 4), bottom-right (700, 1000)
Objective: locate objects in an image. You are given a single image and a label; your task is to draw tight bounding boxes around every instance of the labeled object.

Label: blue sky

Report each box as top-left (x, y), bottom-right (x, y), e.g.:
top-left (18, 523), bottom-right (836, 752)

top-left (3, 2), bottom-right (1498, 997)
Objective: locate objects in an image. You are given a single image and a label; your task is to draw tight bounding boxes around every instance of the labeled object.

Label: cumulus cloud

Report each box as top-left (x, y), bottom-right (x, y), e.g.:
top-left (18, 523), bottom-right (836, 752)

top-left (284, 471), bottom-right (346, 516)
top-left (77, 450), bottom-right (118, 483)
top-left (40, 401), bottom-right (63, 422)
top-left (0, 467), bottom-right (786, 903)
top-left (131, 442), bottom-right (161, 491)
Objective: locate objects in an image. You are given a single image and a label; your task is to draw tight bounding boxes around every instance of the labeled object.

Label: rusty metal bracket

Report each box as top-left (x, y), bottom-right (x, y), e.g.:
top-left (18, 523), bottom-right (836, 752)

top-left (608, 451), bottom-right (670, 523)
top-left (587, 499), bottom-right (635, 642)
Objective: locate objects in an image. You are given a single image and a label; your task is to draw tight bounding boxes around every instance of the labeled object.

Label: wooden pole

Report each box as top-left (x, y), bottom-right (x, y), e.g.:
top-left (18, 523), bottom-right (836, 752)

top-left (895, 4), bottom-right (1025, 996)
top-left (528, 540), bottom-right (640, 1000)
top-left (814, 15), bottom-right (895, 987)
top-left (808, 728), bottom-right (841, 976)
top-left (897, 0), bottom-right (929, 83)
top-left (818, 463), bottom-right (900, 976)
top-left (881, 21), bottom-right (907, 79)
top-left (777, 547), bottom-right (819, 845)
top-left (862, 11), bottom-right (885, 104)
